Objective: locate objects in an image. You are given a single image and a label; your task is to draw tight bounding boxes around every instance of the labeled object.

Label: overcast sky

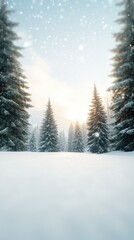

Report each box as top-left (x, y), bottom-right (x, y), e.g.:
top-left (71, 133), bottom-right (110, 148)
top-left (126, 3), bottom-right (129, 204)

top-left (8, 0), bottom-right (120, 127)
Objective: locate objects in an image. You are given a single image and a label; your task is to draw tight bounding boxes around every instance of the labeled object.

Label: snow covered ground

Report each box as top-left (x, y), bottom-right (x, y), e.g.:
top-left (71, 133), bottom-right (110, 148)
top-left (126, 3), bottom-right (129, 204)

top-left (0, 151), bottom-right (134, 240)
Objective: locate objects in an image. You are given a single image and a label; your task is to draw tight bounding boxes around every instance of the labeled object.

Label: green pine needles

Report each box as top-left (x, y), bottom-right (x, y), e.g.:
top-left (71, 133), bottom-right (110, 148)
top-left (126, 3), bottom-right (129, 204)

top-left (39, 99), bottom-right (59, 152)
top-left (109, 0), bottom-right (134, 151)
top-left (0, 0), bottom-right (31, 151)
top-left (87, 85), bottom-right (109, 154)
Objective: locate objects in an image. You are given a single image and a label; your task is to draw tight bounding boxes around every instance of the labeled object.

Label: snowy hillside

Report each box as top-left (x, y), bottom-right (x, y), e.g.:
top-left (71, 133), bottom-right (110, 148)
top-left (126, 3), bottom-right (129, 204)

top-left (0, 152), bottom-right (134, 240)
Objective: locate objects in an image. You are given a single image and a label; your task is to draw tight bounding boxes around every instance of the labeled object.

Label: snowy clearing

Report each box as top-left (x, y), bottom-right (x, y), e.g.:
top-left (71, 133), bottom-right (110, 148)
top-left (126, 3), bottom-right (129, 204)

top-left (0, 151), bottom-right (134, 240)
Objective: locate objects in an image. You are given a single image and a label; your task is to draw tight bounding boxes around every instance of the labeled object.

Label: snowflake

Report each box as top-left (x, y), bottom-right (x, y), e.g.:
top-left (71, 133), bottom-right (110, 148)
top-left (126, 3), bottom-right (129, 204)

top-left (78, 44), bottom-right (84, 51)
top-left (94, 132), bottom-right (100, 138)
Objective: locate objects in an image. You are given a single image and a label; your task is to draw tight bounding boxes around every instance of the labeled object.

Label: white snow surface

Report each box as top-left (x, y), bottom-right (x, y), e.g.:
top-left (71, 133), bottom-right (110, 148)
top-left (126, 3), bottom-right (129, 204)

top-left (0, 151), bottom-right (134, 240)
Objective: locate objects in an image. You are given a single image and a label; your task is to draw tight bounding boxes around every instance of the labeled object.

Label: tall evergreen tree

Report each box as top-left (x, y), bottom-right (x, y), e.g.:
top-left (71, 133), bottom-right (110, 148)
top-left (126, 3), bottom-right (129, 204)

top-left (73, 121), bottom-right (84, 152)
top-left (39, 99), bottom-right (58, 152)
top-left (0, 1), bottom-right (31, 151)
top-left (87, 85), bottom-right (109, 154)
top-left (109, 0), bottom-right (134, 151)
top-left (67, 123), bottom-right (74, 152)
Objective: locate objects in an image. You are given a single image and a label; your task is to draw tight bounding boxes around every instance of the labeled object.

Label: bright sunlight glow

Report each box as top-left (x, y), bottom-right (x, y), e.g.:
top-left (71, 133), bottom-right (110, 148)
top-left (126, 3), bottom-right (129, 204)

top-left (67, 110), bottom-right (87, 123)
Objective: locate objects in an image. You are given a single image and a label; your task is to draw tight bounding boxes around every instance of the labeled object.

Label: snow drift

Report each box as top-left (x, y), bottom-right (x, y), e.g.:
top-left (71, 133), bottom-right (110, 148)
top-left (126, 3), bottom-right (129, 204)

top-left (0, 151), bottom-right (134, 240)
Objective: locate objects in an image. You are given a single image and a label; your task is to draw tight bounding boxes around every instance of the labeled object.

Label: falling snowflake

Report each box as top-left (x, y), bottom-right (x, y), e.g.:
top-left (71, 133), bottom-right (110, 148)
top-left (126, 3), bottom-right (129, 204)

top-left (78, 44), bottom-right (84, 51)
top-left (94, 132), bottom-right (100, 138)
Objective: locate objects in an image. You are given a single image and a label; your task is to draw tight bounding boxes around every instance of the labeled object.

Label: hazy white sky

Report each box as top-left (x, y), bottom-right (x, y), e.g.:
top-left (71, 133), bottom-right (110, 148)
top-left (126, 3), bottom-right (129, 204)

top-left (8, 0), bottom-right (120, 128)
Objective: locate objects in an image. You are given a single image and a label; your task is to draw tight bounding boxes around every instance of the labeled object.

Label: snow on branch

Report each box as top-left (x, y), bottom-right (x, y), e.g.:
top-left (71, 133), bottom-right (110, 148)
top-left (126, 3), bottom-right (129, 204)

top-left (0, 127), bottom-right (8, 135)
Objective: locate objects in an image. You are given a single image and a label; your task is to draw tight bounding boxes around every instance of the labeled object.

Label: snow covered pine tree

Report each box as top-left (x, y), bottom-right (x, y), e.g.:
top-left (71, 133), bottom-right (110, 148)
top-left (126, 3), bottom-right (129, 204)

top-left (29, 131), bottom-right (37, 152)
top-left (39, 99), bottom-right (58, 152)
top-left (0, 0), bottom-right (31, 151)
top-left (87, 85), bottom-right (109, 153)
top-left (109, 0), bottom-right (134, 151)
top-left (67, 123), bottom-right (74, 152)
top-left (59, 130), bottom-right (66, 152)
top-left (73, 121), bottom-right (84, 152)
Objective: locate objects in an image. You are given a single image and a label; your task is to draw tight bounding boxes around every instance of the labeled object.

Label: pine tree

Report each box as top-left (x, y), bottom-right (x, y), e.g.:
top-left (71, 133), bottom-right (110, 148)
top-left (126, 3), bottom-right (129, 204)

top-left (67, 123), bottom-right (74, 152)
top-left (109, 0), bottom-right (134, 151)
top-left (29, 130), bottom-right (37, 152)
top-left (0, 1), bottom-right (31, 151)
top-left (81, 123), bottom-right (87, 151)
top-left (59, 130), bottom-right (66, 152)
top-left (87, 85), bottom-right (109, 154)
top-left (73, 121), bottom-right (84, 152)
top-left (39, 99), bottom-right (58, 152)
